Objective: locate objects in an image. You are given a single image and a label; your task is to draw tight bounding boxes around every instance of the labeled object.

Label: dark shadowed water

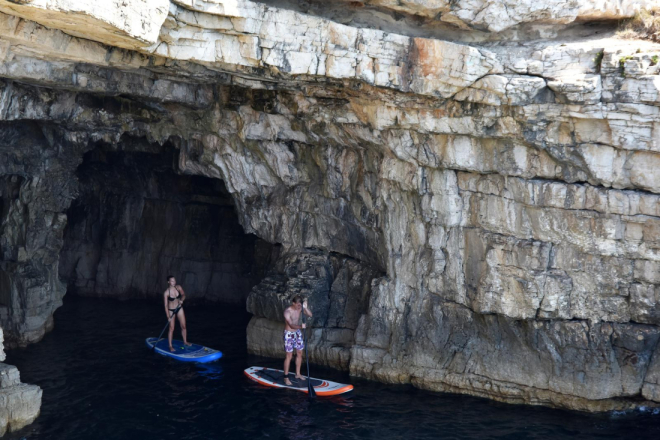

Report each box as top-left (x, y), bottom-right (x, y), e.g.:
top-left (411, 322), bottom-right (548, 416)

top-left (5, 296), bottom-right (660, 440)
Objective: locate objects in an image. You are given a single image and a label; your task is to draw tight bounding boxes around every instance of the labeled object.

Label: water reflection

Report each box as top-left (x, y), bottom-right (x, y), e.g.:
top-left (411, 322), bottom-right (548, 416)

top-left (327, 395), bottom-right (354, 408)
top-left (196, 363), bottom-right (224, 380)
top-left (277, 398), bottom-right (316, 440)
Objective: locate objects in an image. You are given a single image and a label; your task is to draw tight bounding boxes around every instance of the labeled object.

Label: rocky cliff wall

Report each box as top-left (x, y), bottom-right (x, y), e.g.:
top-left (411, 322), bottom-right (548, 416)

top-left (246, 250), bottom-right (382, 370)
top-left (0, 0), bottom-right (658, 414)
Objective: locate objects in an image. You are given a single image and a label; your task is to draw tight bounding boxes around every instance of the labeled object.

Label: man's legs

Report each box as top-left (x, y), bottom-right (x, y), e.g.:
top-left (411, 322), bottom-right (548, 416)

top-left (295, 349), bottom-right (303, 379)
top-left (283, 352), bottom-right (294, 385)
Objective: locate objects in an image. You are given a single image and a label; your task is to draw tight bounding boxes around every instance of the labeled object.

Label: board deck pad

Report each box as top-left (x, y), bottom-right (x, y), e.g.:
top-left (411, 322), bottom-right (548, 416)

top-left (244, 366), bottom-right (354, 396)
top-left (255, 368), bottom-right (324, 388)
top-left (146, 337), bottom-right (222, 363)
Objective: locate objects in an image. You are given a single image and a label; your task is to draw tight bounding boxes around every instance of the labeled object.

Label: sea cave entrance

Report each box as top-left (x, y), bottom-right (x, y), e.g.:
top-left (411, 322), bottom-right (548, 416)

top-left (58, 136), bottom-right (278, 306)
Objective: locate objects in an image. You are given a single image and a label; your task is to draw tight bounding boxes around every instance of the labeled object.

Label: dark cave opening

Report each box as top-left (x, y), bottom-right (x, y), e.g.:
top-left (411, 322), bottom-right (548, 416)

top-left (59, 138), bottom-right (278, 305)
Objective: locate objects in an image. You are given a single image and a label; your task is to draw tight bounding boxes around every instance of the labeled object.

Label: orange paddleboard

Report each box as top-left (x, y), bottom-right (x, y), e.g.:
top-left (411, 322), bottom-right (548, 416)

top-left (244, 367), bottom-right (354, 396)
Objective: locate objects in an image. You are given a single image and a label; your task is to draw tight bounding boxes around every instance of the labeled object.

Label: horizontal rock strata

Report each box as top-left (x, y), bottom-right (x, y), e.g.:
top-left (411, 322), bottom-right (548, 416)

top-left (0, 0), bottom-right (659, 416)
top-left (323, 0), bottom-right (654, 33)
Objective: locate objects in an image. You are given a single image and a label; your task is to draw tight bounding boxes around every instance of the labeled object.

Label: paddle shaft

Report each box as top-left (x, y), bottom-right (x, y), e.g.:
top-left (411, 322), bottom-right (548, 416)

top-left (152, 304), bottom-right (182, 351)
top-left (302, 309), bottom-right (316, 399)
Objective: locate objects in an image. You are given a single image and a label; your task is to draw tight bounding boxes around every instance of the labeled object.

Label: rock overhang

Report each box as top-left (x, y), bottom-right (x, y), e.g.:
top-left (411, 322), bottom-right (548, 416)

top-left (0, 0), bottom-right (170, 49)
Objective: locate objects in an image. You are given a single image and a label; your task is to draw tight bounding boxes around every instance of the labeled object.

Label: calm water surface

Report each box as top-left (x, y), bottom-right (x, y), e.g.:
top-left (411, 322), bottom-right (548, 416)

top-left (5, 296), bottom-right (660, 439)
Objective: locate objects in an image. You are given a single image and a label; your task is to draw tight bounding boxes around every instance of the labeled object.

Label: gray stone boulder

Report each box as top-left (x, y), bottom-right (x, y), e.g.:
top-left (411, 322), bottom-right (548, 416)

top-left (0, 362), bottom-right (41, 436)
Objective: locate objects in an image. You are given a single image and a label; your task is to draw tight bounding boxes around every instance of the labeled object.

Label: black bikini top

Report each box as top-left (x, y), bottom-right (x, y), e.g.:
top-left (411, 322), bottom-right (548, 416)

top-left (167, 288), bottom-right (181, 302)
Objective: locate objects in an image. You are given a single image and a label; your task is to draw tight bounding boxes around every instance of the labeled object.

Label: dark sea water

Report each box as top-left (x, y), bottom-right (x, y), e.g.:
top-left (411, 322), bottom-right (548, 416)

top-left (5, 296), bottom-right (660, 440)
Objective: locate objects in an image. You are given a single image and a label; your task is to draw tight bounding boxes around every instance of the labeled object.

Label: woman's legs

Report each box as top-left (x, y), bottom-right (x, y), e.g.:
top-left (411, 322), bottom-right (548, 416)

top-left (177, 309), bottom-right (191, 346)
top-left (168, 311), bottom-right (176, 352)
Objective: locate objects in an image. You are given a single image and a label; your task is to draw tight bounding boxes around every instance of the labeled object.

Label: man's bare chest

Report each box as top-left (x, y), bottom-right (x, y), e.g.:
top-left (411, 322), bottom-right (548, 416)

top-left (288, 309), bottom-right (302, 322)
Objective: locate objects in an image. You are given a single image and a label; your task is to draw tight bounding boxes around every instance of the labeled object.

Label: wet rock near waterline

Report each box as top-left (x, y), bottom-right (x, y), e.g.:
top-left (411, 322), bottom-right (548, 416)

top-left (246, 250), bottom-right (382, 370)
top-left (247, 317), bottom-right (356, 370)
top-left (352, 296), bottom-right (660, 411)
top-left (0, 331), bottom-right (40, 436)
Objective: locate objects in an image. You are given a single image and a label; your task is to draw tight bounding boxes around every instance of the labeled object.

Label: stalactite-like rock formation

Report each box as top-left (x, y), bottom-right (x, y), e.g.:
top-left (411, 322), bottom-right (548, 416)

top-left (0, 0), bottom-right (659, 426)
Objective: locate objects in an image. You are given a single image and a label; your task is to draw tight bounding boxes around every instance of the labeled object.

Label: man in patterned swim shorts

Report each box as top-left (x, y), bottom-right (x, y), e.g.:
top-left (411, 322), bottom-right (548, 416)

top-left (283, 295), bottom-right (313, 386)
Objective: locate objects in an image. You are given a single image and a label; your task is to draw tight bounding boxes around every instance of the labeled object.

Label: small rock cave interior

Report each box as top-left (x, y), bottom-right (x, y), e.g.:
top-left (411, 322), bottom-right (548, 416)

top-left (58, 136), bottom-right (278, 306)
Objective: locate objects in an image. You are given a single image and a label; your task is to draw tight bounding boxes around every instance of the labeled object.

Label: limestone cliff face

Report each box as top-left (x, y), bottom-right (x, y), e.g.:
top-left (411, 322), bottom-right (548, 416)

top-left (0, 0), bottom-right (659, 414)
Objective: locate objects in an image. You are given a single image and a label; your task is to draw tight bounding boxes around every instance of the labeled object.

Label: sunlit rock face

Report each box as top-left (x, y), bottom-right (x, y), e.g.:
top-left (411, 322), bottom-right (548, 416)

top-left (0, 0), bottom-right (659, 414)
top-left (327, 0), bottom-right (654, 32)
top-left (0, 0), bottom-right (169, 48)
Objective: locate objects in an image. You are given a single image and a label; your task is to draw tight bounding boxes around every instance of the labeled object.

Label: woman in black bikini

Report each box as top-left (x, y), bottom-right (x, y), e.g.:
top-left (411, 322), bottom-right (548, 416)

top-left (163, 275), bottom-right (192, 352)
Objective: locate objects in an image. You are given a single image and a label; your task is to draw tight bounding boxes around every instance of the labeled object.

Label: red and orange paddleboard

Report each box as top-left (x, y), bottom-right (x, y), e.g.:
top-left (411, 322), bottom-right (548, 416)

top-left (244, 367), bottom-right (354, 396)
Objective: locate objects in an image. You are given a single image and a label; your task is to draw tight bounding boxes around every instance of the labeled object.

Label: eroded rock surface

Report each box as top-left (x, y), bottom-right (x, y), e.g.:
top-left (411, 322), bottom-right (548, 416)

top-left (0, 0), bottom-right (659, 416)
top-left (0, 363), bottom-right (41, 436)
top-left (0, 330), bottom-right (40, 436)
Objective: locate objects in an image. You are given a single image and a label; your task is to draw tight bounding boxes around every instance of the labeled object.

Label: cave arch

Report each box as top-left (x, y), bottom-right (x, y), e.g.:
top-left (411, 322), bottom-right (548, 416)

top-left (59, 137), bottom-right (278, 305)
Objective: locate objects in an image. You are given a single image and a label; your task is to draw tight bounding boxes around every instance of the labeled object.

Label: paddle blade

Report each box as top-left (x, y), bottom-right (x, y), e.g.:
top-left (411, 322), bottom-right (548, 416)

top-left (308, 380), bottom-right (317, 399)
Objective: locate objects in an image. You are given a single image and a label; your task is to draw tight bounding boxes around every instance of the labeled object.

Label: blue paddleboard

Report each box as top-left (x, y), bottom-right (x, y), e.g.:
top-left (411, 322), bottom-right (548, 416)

top-left (146, 337), bottom-right (222, 363)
